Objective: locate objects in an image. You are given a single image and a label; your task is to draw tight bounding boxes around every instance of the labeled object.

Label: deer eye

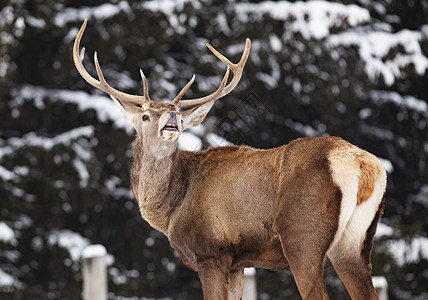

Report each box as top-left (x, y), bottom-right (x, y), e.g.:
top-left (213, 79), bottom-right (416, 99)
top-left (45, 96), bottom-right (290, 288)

top-left (142, 115), bottom-right (150, 121)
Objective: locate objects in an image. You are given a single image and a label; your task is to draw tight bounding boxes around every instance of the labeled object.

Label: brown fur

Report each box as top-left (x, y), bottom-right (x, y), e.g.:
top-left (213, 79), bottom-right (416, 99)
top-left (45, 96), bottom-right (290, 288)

top-left (357, 153), bottom-right (382, 205)
top-left (362, 196), bottom-right (386, 265)
top-left (130, 135), bottom-right (385, 299)
top-left (73, 24), bottom-right (386, 298)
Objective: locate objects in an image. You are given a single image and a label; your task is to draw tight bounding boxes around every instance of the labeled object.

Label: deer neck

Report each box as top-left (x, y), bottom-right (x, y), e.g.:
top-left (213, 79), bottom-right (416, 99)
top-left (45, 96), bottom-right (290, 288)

top-left (131, 136), bottom-right (186, 234)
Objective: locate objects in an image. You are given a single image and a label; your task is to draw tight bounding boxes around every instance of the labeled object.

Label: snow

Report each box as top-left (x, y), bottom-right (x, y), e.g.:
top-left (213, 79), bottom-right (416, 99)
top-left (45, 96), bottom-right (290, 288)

top-left (12, 86), bottom-right (134, 134)
top-left (206, 133), bottom-right (233, 147)
top-left (367, 90), bottom-right (428, 114)
top-left (109, 267), bottom-right (140, 286)
top-left (26, 15), bottom-right (46, 28)
top-left (0, 268), bottom-right (23, 291)
top-left (14, 17), bottom-right (25, 38)
top-left (178, 132), bottom-right (202, 151)
top-left (188, 124), bottom-right (206, 137)
top-left (141, 0), bottom-right (199, 35)
top-left (73, 158), bottom-right (90, 187)
top-left (0, 124), bottom-right (97, 187)
top-left (412, 185), bottom-right (428, 207)
top-left (105, 176), bottom-right (122, 192)
top-left (285, 118), bottom-right (327, 137)
top-left (244, 267), bottom-right (256, 276)
top-left (0, 166), bottom-right (18, 182)
top-left (359, 108), bottom-right (372, 119)
top-left (0, 125), bottom-right (96, 184)
top-left (54, 1), bottom-right (131, 27)
top-left (82, 244), bottom-right (107, 259)
top-left (6, 126), bottom-right (95, 152)
top-left (386, 236), bottom-right (428, 266)
top-left (235, 0), bottom-right (369, 39)
top-left (360, 124), bottom-right (394, 141)
top-left (269, 34), bottom-right (282, 53)
top-left (372, 276), bottom-right (388, 288)
top-left (216, 13), bottom-right (231, 36)
top-left (328, 29), bottom-right (428, 85)
top-left (142, 0), bottom-right (199, 15)
top-left (0, 5), bottom-right (16, 78)
top-left (185, 73), bottom-right (212, 94)
top-left (378, 158), bottom-right (394, 174)
top-left (256, 56), bottom-right (281, 89)
top-left (13, 166), bottom-right (29, 177)
top-left (110, 268), bottom-right (129, 285)
top-left (0, 222), bottom-right (17, 245)
top-left (375, 222), bottom-right (394, 238)
top-left (10, 86), bottom-right (206, 154)
top-left (0, 269), bottom-right (15, 287)
top-left (14, 215), bottom-right (33, 230)
top-left (8, 85), bottom-right (219, 161)
top-left (48, 230), bottom-right (90, 262)
top-left (375, 223), bottom-right (428, 271)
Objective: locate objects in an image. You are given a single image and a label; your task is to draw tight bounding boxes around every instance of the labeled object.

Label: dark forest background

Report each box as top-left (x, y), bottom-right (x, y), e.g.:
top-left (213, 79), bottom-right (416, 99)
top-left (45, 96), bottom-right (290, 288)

top-left (1, 0), bottom-right (427, 299)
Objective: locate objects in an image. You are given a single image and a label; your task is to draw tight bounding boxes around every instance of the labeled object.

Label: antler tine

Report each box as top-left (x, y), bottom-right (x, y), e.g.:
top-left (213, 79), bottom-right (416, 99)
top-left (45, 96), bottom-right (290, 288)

top-left (73, 19), bottom-right (150, 105)
top-left (176, 38), bottom-right (251, 110)
top-left (171, 74), bottom-right (196, 105)
top-left (140, 69), bottom-right (151, 102)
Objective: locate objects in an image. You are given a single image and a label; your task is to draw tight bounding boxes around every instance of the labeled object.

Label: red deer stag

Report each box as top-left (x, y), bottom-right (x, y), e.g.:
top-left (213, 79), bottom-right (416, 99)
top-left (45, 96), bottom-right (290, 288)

top-left (73, 19), bottom-right (386, 300)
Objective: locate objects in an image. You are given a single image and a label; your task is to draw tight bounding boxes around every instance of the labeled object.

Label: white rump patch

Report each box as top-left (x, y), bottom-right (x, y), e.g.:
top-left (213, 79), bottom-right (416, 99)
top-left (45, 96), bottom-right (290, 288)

top-left (327, 147), bottom-right (386, 260)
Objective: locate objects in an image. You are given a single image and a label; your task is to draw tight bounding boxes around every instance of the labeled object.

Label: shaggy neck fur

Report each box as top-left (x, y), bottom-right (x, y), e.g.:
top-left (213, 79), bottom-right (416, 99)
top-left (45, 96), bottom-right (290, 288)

top-left (131, 136), bottom-right (190, 234)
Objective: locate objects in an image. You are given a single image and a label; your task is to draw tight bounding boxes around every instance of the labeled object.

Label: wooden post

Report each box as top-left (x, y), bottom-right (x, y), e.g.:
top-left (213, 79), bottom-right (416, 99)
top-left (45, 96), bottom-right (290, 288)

top-left (242, 268), bottom-right (257, 300)
top-left (373, 276), bottom-right (388, 300)
top-left (82, 244), bottom-right (108, 300)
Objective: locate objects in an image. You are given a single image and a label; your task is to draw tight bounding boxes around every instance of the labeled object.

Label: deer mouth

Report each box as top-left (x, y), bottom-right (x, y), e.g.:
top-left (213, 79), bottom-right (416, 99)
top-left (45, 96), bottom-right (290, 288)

top-left (162, 123), bottom-right (178, 132)
top-left (159, 112), bottom-right (181, 141)
top-left (162, 116), bottom-right (179, 132)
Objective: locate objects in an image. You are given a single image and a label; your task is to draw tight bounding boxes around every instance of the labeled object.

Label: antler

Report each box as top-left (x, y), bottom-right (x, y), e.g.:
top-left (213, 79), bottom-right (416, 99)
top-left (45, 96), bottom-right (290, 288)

top-left (73, 19), bottom-right (151, 105)
top-left (74, 19), bottom-right (250, 109)
top-left (172, 39), bottom-right (251, 109)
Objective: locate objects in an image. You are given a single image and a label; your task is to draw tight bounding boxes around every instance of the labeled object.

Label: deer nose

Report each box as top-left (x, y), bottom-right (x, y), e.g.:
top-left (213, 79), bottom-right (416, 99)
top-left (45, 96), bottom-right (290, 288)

top-left (167, 112), bottom-right (178, 126)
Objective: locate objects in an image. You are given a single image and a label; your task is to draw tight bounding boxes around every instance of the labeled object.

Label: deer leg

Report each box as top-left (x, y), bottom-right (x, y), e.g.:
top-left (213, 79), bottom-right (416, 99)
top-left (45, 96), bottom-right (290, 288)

top-left (326, 195), bottom-right (384, 300)
top-left (328, 239), bottom-right (378, 300)
top-left (274, 198), bottom-right (337, 298)
top-left (274, 170), bottom-right (342, 299)
top-left (328, 254), bottom-right (378, 300)
top-left (275, 215), bottom-right (331, 299)
top-left (279, 239), bottom-right (330, 300)
top-left (197, 257), bottom-right (230, 300)
top-left (228, 269), bottom-right (244, 300)
top-left (327, 201), bottom-right (384, 300)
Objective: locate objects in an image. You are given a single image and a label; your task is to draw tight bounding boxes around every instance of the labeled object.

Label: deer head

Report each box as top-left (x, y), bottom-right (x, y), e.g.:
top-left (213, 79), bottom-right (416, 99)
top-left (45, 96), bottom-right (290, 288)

top-left (73, 19), bottom-right (250, 157)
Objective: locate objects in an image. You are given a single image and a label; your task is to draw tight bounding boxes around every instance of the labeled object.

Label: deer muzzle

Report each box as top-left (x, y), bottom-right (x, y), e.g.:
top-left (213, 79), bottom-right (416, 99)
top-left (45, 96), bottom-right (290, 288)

top-left (163, 112), bottom-right (179, 131)
top-left (159, 111), bottom-right (181, 141)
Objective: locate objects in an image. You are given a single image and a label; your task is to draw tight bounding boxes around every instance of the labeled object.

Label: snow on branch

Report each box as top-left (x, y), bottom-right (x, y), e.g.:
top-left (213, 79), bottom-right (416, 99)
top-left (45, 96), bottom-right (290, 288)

top-left (48, 229), bottom-right (90, 262)
top-left (235, 0), bottom-right (369, 39)
top-left (11, 85), bottom-right (134, 134)
top-left (366, 90), bottom-right (428, 114)
top-left (328, 29), bottom-right (428, 86)
top-left (2, 126), bottom-right (94, 154)
top-left (0, 126), bottom-right (95, 184)
top-left (54, 1), bottom-right (132, 27)
top-left (0, 222), bottom-right (17, 246)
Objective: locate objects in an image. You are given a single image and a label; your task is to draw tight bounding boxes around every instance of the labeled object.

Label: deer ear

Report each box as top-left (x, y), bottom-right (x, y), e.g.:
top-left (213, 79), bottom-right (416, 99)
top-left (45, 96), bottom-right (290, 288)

top-left (110, 95), bottom-right (142, 122)
top-left (181, 101), bottom-right (215, 130)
